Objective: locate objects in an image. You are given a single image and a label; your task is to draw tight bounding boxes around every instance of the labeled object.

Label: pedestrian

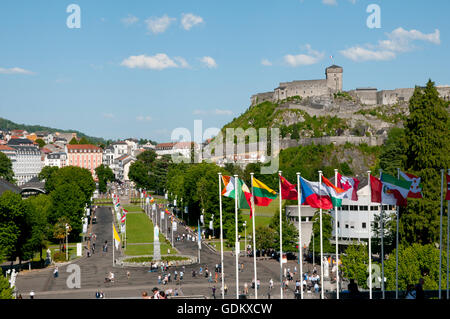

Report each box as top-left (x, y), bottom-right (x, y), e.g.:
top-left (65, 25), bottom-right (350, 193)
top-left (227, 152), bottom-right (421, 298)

top-left (99, 291), bottom-right (104, 299)
top-left (168, 272), bottom-right (171, 283)
top-left (269, 278), bottom-right (274, 290)
top-left (405, 284), bottom-right (417, 299)
top-left (180, 271), bottom-right (184, 281)
top-left (244, 282), bottom-right (248, 295)
top-left (241, 263), bottom-right (244, 273)
top-left (257, 279), bottom-right (260, 289)
top-left (192, 270), bottom-right (196, 277)
top-left (29, 290), bottom-right (35, 299)
top-left (199, 266), bottom-right (203, 275)
top-left (212, 286), bottom-right (216, 299)
top-left (158, 275), bottom-right (162, 285)
top-left (415, 278), bottom-right (425, 300)
top-left (95, 290), bottom-right (101, 299)
top-left (174, 270), bottom-right (178, 281)
top-left (314, 282), bottom-right (320, 293)
top-left (142, 291), bottom-right (150, 299)
top-left (53, 266), bottom-right (59, 278)
top-left (209, 272), bottom-right (213, 283)
top-left (127, 271), bottom-right (131, 280)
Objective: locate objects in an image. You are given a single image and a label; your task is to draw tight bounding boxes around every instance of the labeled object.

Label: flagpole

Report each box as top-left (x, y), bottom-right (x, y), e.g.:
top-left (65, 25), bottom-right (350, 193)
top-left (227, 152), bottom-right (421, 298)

top-left (439, 169), bottom-right (444, 299)
top-left (368, 170), bottom-right (372, 299)
top-left (250, 173), bottom-right (258, 299)
top-left (278, 171), bottom-right (283, 299)
top-left (296, 172), bottom-right (304, 299)
top-left (379, 169), bottom-right (385, 299)
top-left (234, 174), bottom-right (239, 299)
top-left (112, 222), bottom-right (114, 267)
top-left (218, 173), bottom-right (225, 299)
top-left (334, 169), bottom-right (339, 299)
top-left (318, 170), bottom-right (324, 300)
top-left (395, 168), bottom-right (400, 299)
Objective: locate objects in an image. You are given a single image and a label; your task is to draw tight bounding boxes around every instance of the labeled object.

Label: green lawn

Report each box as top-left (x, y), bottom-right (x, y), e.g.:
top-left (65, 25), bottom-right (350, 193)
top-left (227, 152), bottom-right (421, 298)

top-left (240, 214), bottom-right (272, 237)
top-left (125, 213), bottom-right (154, 243)
top-left (122, 205), bottom-right (144, 212)
top-left (124, 243), bottom-right (175, 256)
top-left (240, 199), bottom-right (285, 217)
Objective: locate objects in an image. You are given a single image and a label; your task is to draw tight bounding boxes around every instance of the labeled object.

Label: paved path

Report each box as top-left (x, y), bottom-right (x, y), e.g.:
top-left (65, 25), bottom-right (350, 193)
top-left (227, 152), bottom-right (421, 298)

top-left (15, 196), bottom-right (333, 299)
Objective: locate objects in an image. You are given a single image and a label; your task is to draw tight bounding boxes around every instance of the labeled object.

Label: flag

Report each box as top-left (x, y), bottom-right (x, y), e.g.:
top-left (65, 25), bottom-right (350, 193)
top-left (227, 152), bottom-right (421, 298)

top-left (322, 176), bottom-right (347, 208)
top-left (399, 171), bottom-right (423, 199)
top-left (337, 173), bottom-right (360, 201)
top-left (113, 224), bottom-right (121, 250)
top-left (280, 176), bottom-right (298, 200)
top-left (446, 174), bottom-right (450, 201)
top-left (299, 177), bottom-right (333, 209)
top-left (221, 175), bottom-right (252, 210)
top-left (253, 177), bottom-right (278, 206)
top-left (381, 173), bottom-right (412, 206)
top-left (120, 213), bottom-right (126, 224)
top-left (370, 175), bottom-right (382, 203)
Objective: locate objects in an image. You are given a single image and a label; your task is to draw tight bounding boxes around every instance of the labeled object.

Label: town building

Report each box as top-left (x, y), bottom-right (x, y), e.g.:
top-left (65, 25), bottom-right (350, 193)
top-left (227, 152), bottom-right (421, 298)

top-left (44, 152), bottom-right (68, 168)
top-left (66, 144), bottom-right (103, 178)
top-left (9, 145), bottom-right (43, 186)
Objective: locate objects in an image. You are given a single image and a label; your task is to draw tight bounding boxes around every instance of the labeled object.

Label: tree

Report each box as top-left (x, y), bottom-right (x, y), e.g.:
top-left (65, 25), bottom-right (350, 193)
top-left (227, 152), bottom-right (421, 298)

top-left (269, 208), bottom-right (299, 252)
top-left (400, 80), bottom-right (450, 245)
top-left (68, 137), bottom-right (78, 145)
top-left (0, 153), bottom-right (14, 183)
top-left (0, 275), bottom-right (13, 299)
top-left (95, 164), bottom-right (115, 193)
top-left (49, 183), bottom-right (85, 238)
top-left (379, 127), bottom-right (407, 176)
top-left (26, 195), bottom-right (52, 263)
top-left (255, 225), bottom-right (276, 251)
top-left (310, 211), bottom-right (334, 256)
top-left (53, 217), bottom-right (71, 252)
top-left (78, 137), bottom-right (90, 145)
top-left (341, 243), bottom-right (374, 289)
top-left (384, 243), bottom-right (447, 291)
top-left (38, 166), bottom-right (59, 182)
top-left (35, 138), bottom-right (46, 148)
top-left (0, 191), bottom-right (33, 264)
top-left (45, 166), bottom-right (95, 206)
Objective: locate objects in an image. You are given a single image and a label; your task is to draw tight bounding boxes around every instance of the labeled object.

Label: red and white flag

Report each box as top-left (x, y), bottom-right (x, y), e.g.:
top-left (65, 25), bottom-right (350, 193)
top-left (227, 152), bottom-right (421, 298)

top-left (337, 173), bottom-right (360, 201)
top-left (399, 171), bottom-right (423, 199)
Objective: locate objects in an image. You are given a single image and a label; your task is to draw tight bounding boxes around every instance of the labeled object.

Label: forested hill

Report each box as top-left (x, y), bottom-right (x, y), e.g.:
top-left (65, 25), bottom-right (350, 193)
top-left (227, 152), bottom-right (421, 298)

top-left (0, 117), bottom-right (105, 144)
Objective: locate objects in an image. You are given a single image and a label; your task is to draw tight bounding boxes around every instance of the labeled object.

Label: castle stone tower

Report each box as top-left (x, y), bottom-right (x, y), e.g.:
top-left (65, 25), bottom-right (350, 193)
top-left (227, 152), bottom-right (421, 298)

top-left (326, 65), bottom-right (343, 92)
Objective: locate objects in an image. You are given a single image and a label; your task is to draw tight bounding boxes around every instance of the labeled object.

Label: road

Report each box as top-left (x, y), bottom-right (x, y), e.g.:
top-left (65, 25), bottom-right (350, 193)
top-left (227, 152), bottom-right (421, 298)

top-left (15, 201), bottom-right (331, 299)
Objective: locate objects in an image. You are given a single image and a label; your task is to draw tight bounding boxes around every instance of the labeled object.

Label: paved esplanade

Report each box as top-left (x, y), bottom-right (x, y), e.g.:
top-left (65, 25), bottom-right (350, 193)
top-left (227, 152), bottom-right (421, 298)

top-left (15, 203), bottom-right (316, 299)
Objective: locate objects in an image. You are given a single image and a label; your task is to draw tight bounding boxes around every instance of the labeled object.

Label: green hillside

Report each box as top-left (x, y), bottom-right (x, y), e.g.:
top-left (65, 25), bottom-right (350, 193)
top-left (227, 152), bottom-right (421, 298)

top-left (0, 117), bottom-right (105, 144)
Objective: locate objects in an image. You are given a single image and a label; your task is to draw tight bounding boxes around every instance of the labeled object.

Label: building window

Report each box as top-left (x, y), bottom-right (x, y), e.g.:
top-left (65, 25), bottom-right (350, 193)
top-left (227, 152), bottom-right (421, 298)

top-left (370, 206), bottom-right (378, 211)
top-left (350, 205), bottom-right (358, 211)
top-left (359, 206), bottom-right (368, 211)
top-left (342, 205), bottom-right (349, 210)
top-left (345, 224), bottom-right (349, 229)
top-left (362, 222), bottom-right (367, 229)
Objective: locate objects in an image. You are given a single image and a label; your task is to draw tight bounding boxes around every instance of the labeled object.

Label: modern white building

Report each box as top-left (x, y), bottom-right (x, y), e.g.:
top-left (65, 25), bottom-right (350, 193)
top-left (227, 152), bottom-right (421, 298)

top-left (285, 204), bottom-right (318, 248)
top-left (330, 183), bottom-right (396, 245)
top-left (155, 142), bottom-right (198, 158)
top-left (10, 145), bottom-right (43, 186)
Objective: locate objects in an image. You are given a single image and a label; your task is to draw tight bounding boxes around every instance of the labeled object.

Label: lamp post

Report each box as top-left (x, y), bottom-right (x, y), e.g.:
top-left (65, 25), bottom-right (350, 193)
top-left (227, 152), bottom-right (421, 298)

top-left (65, 224), bottom-right (70, 261)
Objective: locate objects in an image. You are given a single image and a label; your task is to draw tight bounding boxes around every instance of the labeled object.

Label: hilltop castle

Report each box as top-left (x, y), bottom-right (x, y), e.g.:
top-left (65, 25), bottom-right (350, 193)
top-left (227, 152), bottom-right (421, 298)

top-left (251, 65), bottom-right (450, 106)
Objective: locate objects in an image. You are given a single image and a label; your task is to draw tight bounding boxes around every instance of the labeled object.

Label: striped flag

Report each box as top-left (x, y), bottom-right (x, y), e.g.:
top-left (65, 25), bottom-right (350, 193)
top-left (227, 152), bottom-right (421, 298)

top-left (113, 224), bottom-right (121, 250)
top-left (399, 171), bottom-right (423, 199)
top-left (322, 176), bottom-right (347, 208)
top-left (337, 173), bottom-right (360, 201)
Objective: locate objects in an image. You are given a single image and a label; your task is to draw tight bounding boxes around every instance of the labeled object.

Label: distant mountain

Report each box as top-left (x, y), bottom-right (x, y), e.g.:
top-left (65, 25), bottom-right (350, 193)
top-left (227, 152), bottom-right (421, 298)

top-left (0, 117), bottom-right (106, 144)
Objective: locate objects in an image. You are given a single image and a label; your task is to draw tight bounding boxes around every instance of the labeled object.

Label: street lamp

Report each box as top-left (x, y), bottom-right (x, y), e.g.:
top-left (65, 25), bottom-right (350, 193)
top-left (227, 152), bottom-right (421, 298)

top-left (243, 221), bottom-right (247, 257)
top-left (65, 224), bottom-right (70, 261)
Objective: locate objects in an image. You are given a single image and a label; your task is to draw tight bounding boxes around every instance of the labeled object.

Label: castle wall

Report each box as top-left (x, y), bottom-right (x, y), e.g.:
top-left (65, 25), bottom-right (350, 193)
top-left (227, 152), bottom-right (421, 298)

top-left (437, 86), bottom-right (450, 101)
top-left (280, 136), bottom-right (386, 149)
top-left (350, 88), bottom-right (378, 105)
top-left (274, 79), bottom-right (329, 100)
top-left (377, 88), bottom-right (414, 105)
top-left (251, 92), bottom-right (274, 105)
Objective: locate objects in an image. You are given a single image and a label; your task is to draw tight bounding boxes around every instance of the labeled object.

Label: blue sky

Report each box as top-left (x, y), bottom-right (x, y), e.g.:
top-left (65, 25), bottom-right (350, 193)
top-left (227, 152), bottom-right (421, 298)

top-left (0, 0), bottom-right (449, 142)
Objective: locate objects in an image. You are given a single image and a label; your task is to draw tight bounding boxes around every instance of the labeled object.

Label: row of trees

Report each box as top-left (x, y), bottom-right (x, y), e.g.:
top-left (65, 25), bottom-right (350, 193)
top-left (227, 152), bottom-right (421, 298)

top-left (0, 166), bottom-right (95, 266)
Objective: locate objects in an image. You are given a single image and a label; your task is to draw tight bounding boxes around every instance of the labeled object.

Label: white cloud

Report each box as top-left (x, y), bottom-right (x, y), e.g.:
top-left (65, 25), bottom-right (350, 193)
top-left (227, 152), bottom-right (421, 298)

top-left (181, 13), bottom-right (204, 30)
top-left (284, 44), bottom-right (325, 67)
top-left (145, 15), bottom-right (175, 34)
top-left (261, 59), bottom-right (272, 66)
top-left (193, 109), bottom-right (233, 116)
top-left (322, 0), bottom-right (337, 5)
top-left (137, 115), bottom-right (152, 122)
top-left (0, 67), bottom-right (34, 75)
top-left (121, 54), bottom-right (181, 70)
top-left (174, 57), bottom-right (190, 68)
top-left (214, 109), bottom-right (233, 115)
top-left (200, 56), bottom-right (218, 69)
top-left (340, 27), bottom-right (441, 62)
top-left (103, 113), bottom-right (115, 119)
top-left (122, 14), bottom-right (139, 26)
